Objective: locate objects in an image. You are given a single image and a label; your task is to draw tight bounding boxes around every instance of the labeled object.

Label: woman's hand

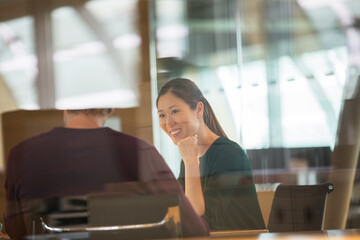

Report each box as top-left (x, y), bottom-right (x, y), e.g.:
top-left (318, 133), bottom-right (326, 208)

top-left (177, 135), bottom-right (199, 166)
top-left (177, 135), bottom-right (205, 216)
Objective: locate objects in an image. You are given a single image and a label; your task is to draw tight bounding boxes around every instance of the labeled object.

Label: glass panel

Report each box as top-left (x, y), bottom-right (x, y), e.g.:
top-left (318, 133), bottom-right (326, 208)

top-left (151, 0), bottom-right (355, 180)
top-left (0, 0), bottom-right (359, 236)
top-left (241, 60), bottom-right (269, 149)
top-left (0, 16), bottom-right (38, 109)
top-left (150, 0), bottom-right (360, 230)
top-left (152, 0), bottom-right (240, 174)
top-left (279, 56), bottom-right (332, 148)
top-left (52, 2), bottom-right (140, 109)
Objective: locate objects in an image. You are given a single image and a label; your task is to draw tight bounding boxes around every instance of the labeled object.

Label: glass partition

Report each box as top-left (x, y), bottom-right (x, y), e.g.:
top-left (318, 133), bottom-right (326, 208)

top-left (150, 0), bottom-right (360, 229)
top-left (0, 16), bottom-right (38, 109)
top-left (149, 0), bottom-right (357, 179)
top-left (0, 0), bottom-right (359, 236)
top-left (0, 0), bottom-right (142, 110)
top-left (52, 2), bottom-right (141, 109)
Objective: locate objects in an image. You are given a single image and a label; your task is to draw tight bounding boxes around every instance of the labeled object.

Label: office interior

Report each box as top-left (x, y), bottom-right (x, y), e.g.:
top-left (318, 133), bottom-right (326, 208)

top-left (0, 0), bottom-right (359, 237)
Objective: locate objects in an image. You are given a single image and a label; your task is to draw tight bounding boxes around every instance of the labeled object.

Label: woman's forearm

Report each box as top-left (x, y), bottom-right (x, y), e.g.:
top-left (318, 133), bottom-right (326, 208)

top-left (184, 161), bottom-right (205, 216)
top-left (176, 136), bottom-right (205, 216)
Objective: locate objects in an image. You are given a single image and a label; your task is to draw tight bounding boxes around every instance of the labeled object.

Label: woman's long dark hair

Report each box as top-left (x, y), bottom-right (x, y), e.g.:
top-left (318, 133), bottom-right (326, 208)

top-left (156, 78), bottom-right (226, 137)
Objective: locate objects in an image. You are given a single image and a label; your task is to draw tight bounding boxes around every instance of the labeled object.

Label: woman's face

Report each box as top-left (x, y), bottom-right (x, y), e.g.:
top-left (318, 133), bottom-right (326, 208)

top-left (157, 93), bottom-right (202, 145)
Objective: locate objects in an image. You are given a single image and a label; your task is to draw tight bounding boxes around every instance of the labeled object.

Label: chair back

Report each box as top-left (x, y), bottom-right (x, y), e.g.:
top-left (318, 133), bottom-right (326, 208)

top-left (37, 193), bottom-right (181, 239)
top-left (267, 182), bottom-right (334, 232)
top-left (88, 193), bottom-right (182, 240)
top-left (20, 195), bottom-right (88, 237)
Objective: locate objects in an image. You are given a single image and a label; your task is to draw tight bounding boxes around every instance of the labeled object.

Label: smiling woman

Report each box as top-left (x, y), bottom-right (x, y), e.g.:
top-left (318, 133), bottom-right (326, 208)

top-left (157, 92), bottom-right (201, 145)
top-left (156, 78), bottom-right (265, 230)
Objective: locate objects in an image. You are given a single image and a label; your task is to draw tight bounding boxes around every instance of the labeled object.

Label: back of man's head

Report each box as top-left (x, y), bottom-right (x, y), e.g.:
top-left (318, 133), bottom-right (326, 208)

top-left (66, 109), bottom-right (114, 117)
top-left (64, 108), bottom-right (115, 128)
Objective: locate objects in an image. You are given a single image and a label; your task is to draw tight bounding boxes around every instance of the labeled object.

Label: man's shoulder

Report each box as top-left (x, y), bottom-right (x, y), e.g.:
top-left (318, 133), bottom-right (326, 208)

top-left (7, 129), bottom-right (58, 163)
top-left (105, 128), bottom-right (157, 151)
top-left (12, 128), bottom-right (57, 149)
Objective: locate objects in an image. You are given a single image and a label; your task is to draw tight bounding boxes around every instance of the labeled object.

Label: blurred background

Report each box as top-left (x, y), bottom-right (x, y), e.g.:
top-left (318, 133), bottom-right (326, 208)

top-left (0, 0), bottom-right (359, 230)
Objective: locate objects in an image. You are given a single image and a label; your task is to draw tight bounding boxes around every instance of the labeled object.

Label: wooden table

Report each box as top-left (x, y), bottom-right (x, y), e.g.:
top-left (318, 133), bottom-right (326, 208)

top-left (208, 229), bottom-right (360, 239)
top-left (24, 229), bottom-right (360, 239)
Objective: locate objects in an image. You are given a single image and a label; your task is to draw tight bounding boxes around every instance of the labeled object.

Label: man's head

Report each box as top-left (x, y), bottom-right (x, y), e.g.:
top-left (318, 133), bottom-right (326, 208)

top-left (64, 108), bottom-right (115, 129)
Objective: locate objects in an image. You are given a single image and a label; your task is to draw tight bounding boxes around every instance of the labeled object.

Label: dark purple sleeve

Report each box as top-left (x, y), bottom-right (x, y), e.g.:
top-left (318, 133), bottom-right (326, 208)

top-left (4, 149), bottom-right (28, 239)
top-left (137, 145), bottom-right (209, 237)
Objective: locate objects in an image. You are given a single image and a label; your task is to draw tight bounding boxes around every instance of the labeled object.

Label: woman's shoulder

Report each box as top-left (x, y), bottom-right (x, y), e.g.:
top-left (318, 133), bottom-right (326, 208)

top-left (203, 137), bottom-right (249, 171)
top-left (212, 137), bottom-right (246, 156)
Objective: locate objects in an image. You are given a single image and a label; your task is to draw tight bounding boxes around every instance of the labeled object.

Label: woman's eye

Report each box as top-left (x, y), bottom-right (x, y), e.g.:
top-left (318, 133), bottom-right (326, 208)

top-left (171, 110), bottom-right (179, 114)
top-left (159, 114), bottom-right (165, 118)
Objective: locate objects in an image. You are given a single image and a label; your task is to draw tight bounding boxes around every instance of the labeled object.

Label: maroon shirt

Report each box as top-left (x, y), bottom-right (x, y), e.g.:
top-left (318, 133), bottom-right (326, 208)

top-left (4, 127), bottom-right (208, 239)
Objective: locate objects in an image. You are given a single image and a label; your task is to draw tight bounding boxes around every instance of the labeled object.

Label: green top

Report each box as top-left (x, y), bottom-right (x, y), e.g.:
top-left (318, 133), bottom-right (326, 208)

top-left (179, 136), bottom-right (265, 230)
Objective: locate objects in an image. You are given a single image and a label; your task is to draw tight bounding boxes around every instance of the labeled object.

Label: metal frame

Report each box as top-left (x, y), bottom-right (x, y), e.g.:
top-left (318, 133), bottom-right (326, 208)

top-left (40, 206), bottom-right (182, 238)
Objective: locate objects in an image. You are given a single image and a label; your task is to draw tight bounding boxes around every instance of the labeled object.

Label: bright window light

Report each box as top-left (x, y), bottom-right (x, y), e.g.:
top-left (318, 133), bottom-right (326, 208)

top-left (55, 89), bottom-right (138, 109)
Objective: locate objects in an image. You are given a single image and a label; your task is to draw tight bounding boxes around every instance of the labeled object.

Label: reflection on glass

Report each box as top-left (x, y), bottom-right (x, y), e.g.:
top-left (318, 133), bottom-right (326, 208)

top-left (150, 0), bottom-right (360, 230)
top-left (0, 0), bottom-right (359, 235)
top-left (156, 78), bottom-right (265, 230)
top-left (151, 0), bottom-right (355, 179)
top-left (0, 16), bottom-right (38, 109)
top-left (240, 60), bottom-right (269, 149)
top-left (3, 109), bottom-right (209, 239)
top-left (51, 4), bottom-right (140, 109)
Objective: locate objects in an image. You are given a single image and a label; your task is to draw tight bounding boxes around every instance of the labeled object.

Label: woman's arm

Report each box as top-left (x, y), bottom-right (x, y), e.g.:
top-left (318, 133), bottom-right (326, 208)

top-left (177, 136), bottom-right (205, 216)
top-left (184, 160), bottom-right (205, 216)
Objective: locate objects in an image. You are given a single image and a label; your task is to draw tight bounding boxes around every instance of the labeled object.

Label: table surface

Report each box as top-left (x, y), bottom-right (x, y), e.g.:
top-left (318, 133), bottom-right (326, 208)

top-left (23, 229), bottom-right (360, 240)
top-left (208, 229), bottom-right (360, 239)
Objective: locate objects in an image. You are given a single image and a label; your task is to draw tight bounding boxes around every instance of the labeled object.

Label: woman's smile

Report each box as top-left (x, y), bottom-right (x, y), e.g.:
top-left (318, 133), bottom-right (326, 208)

top-left (170, 128), bottom-right (181, 137)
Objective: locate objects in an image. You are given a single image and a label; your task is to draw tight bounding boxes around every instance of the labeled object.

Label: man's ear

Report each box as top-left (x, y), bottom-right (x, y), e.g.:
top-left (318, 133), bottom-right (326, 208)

top-left (63, 110), bottom-right (70, 126)
top-left (196, 102), bottom-right (204, 119)
top-left (106, 108), bottom-right (115, 118)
